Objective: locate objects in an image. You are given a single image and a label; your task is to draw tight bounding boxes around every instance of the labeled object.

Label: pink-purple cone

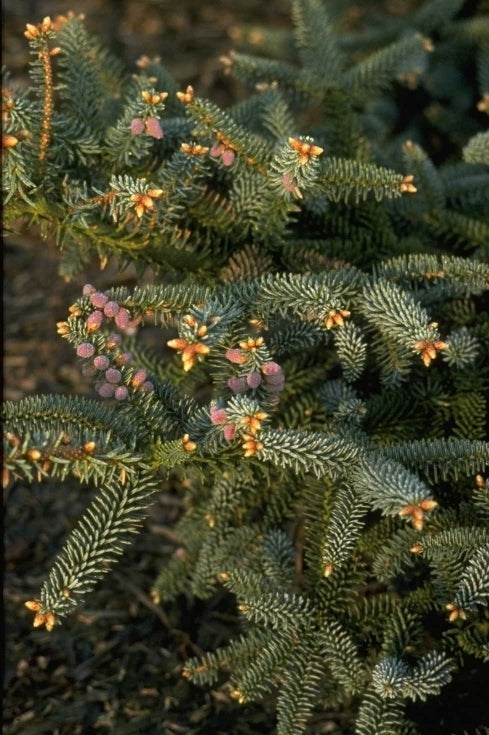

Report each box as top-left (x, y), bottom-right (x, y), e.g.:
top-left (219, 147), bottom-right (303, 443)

top-left (105, 368), bottom-right (122, 384)
top-left (145, 117), bottom-right (163, 139)
top-left (76, 342), bottom-right (95, 358)
top-left (93, 355), bottom-right (110, 370)
top-left (130, 118), bottom-right (145, 135)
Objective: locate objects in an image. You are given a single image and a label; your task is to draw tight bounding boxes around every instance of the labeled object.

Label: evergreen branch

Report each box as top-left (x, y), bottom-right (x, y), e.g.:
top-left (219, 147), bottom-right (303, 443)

top-left (3, 395), bottom-right (143, 449)
top-left (360, 279), bottom-right (441, 352)
top-left (404, 652), bottom-right (455, 702)
top-left (56, 15), bottom-right (122, 141)
top-left (183, 629), bottom-right (274, 686)
top-left (320, 483), bottom-right (368, 576)
top-left (4, 5), bottom-right (489, 732)
top-left (231, 629), bottom-right (299, 701)
top-left (342, 34), bottom-right (433, 99)
top-left (352, 456), bottom-right (435, 524)
top-left (222, 570), bottom-right (314, 631)
top-left (453, 625), bottom-right (489, 663)
top-left (441, 162), bottom-right (489, 210)
top-left (410, 0), bottom-right (466, 34)
top-left (319, 157), bottom-right (413, 204)
top-left (333, 322), bottom-right (367, 381)
top-left (260, 529), bottom-right (296, 586)
top-left (422, 209), bottom-right (489, 249)
top-left (372, 652), bottom-right (453, 702)
top-left (275, 639), bottom-right (326, 735)
top-left (151, 551), bottom-right (193, 603)
top-left (451, 545), bottom-right (489, 615)
top-left (319, 619), bottom-right (367, 692)
top-left (247, 270), bottom-right (363, 321)
top-left (178, 91), bottom-right (271, 169)
top-left (33, 469), bottom-right (160, 625)
top-left (259, 88), bottom-right (296, 141)
top-left (291, 0), bottom-right (344, 80)
top-left (463, 131), bottom-right (489, 165)
top-left (355, 690), bottom-right (405, 735)
top-left (413, 527), bottom-right (489, 555)
top-left (402, 140), bottom-right (445, 212)
top-left (380, 608), bottom-right (424, 660)
top-left (379, 438), bottom-right (489, 480)
top-left (374, 253), bottom-right (489, 298)
top-left (372, 527), bottom-right (421, 583)
top-left (259, 428), bottom-right (361, 478)
top-left (225, 51), bottom-right (324, 106)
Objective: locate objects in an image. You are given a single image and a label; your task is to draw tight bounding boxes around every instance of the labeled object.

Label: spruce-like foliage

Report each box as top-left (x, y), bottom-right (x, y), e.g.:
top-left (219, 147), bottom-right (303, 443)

top-left (3, 2), bottom-right (489, 733)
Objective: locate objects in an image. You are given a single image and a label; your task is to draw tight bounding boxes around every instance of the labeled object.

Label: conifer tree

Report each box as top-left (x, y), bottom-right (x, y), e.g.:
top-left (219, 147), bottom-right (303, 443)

top-left (3, 2), bottom-right (489, 733)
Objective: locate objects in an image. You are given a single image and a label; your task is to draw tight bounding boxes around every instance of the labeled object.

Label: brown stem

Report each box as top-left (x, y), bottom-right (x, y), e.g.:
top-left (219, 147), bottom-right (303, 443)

top-left (38, 44), bottom-right (54, 170)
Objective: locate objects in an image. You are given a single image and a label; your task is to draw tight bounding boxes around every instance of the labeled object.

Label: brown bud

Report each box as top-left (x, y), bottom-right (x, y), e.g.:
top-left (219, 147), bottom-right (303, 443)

top-left (3, 134), bottom-right (19, 148)
top-left (5, 432), bottom-right (21, 448)
top-left (167, 338), bottom-right (188, 350)
top-left (176, 85), bottom-right (194, 104)
top-left (40, 16), bottom-right (53, 32)
top-left (25, 600), bottom-right (41, 611)
top-left (2, 468), bottom-right (11, 488)
top-left (182, 433), bottom-right (197, 452)
top-left (56, 321), bottom-right (70, 335)
top-left (400, 174), bottom-right (417, 193)
top-left (24, 23), bottom-right (39, 40)
top-left (45, 612), bottom-right (56, 631)
top-left (27, 448), bottom-right (42, 461)
top-left (33, 612), bottom-right (46, 628)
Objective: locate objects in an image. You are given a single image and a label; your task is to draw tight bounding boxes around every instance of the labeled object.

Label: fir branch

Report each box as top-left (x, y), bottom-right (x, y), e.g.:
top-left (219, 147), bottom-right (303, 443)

top-left (463, 130), bottom-right (489, 165)
top-left (360, 279), bottom-right (441, 353)
top-left (4, 395), bottom-right (143, 449)
top-left (320, 483), bottom-right (368, 576)
top-left (226, 51), bottom-right (324, 106)
top-left (404, 651), bottom-right (455, 702)
top-left (379, 438), bottom-right (489, 481)
top-left (372, 651), bottom-right (453, 702)
top-left (319, 619), bottom-right (367, 693)
top-left (355, 690), bottom-right (406, 735)
top-left (380, 608), bottom-right (424, 660)
top-left (354, 455), bottom-right (433, 514)
top-left (35, 469), bottom-right (160, 624)
top-left (231, 629), bottom-right (299, 701)
top-left (402, 140), bottom-right (445, 213)
top-left (291, 0), bottom-right (344, 81)
top-left (221, 570), bottom-right (314, 632)
top-left (258, 428), bottom-right (361, 479)
top-left (275, 638), bottom-right (326, 735)
top-left (410, 0), bottom-right (466, 34)
top-left (333, 322), bottom-right (367, 381)
top-left (183, 628), bottom-right (274, 686)
top-left (318, 157), bottom-right (414, 204)
top-left (342, 33), bottom-right (433, 99)
top-left (451, 544), bottom-right (489, 615)
top-left (374, 253), bottom-right (489, 298)
top-left (413, 527), bottom-right (489, 555)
